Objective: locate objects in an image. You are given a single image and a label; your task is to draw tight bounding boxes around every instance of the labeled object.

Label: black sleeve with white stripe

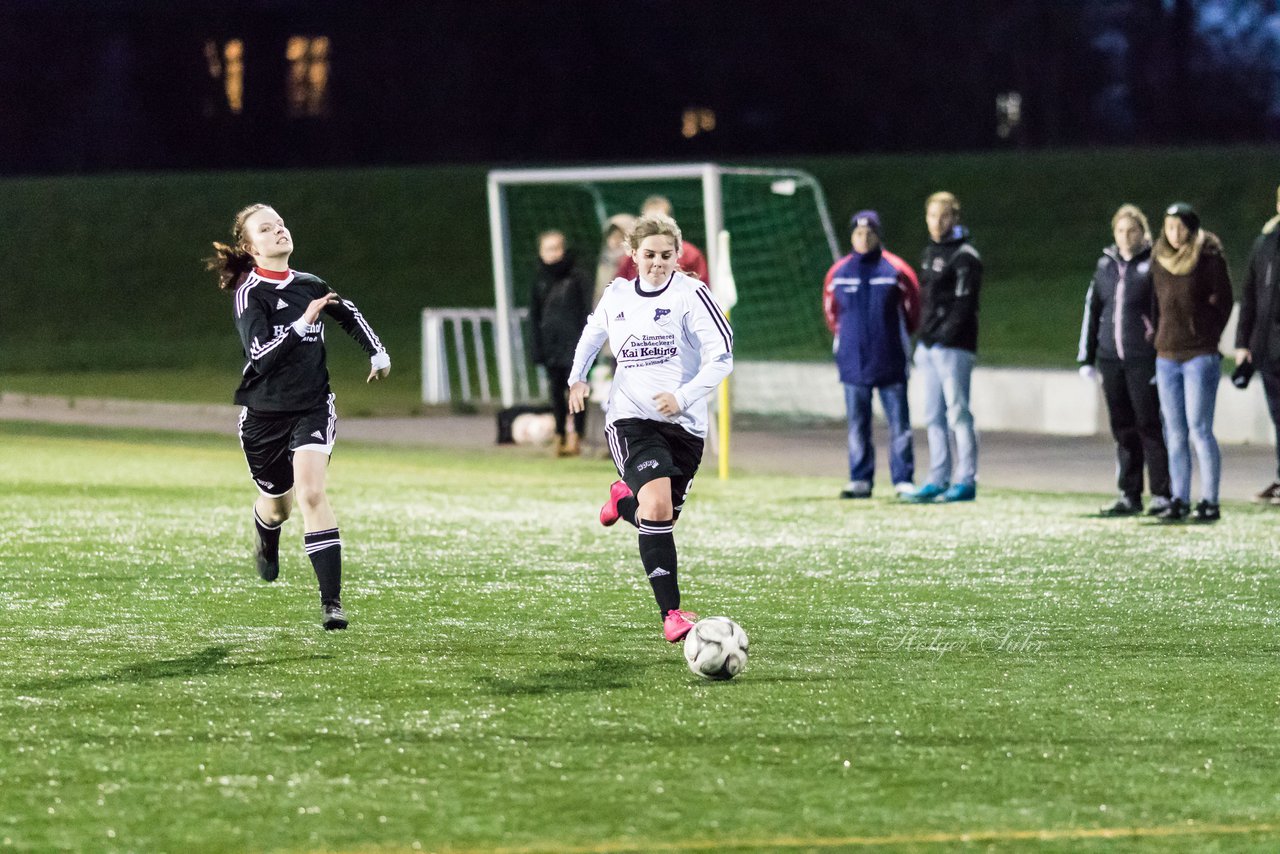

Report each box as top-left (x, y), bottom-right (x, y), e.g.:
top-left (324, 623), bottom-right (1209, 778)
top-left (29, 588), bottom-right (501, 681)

top-left (234, 288), bottom-right (305, 376)
top-left (324, 296), bottom-right (386, 357)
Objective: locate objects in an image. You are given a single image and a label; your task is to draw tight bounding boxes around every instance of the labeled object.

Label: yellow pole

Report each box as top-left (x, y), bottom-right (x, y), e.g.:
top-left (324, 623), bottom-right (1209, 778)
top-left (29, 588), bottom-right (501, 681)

top-left (718, 309), bottom-right (731, 481)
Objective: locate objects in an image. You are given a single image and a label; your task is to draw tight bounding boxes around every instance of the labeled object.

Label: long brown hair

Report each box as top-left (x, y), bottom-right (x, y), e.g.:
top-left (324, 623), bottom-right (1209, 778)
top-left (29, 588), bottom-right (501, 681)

top-left (206, 203), bottom-right (270, 291)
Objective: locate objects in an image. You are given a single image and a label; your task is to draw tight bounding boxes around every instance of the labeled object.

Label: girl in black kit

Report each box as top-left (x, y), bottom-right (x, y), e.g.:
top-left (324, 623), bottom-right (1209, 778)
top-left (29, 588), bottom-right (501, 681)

top-left (207, 204), bottom-right (390, 630)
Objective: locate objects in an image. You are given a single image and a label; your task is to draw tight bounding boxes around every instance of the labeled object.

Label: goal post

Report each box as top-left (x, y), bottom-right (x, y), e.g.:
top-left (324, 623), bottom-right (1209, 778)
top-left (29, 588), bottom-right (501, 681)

top-left (486, 163), bottom-right (841, 472)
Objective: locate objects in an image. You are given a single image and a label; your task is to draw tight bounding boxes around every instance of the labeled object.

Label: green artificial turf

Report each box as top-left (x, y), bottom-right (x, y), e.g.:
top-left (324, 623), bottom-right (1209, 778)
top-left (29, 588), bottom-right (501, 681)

top-left (2, 422), bottom-right (1279, 852)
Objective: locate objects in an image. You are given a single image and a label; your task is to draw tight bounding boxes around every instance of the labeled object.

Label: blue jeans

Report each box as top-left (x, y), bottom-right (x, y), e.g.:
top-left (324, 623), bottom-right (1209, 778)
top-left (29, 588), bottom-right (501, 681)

top-left (1155, 354), bottom-right (1221, 503)
top-left (844, 382), bottom-right (914, 487)
top-left (914, 344), bottom-right (977, 488)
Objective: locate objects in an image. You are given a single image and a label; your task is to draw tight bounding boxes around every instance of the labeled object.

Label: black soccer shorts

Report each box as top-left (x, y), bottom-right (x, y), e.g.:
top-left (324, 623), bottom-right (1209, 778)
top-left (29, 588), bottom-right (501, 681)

top-left (237, 395), bottom-right (337, 496)
top-left (606, 417), bottom-right (705, 516)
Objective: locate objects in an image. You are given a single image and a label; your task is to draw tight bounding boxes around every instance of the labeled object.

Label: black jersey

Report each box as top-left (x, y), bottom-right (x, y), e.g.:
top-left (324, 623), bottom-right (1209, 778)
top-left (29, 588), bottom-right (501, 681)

top-left (233, 268), bottom-right (385, 412)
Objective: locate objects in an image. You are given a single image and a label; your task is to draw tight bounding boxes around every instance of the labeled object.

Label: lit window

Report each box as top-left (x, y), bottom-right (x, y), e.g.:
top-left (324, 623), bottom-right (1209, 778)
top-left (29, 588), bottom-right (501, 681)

top-left (287, 35), bottom-right (330, 117)
top-left (996, 91), bottom-right (1022, 140)
top-left (681, 107), bottom-right (717, 139)
top-left (223, 39), bottom-right (244, 114)
top-left (203, 39), bottom-right (243, 115)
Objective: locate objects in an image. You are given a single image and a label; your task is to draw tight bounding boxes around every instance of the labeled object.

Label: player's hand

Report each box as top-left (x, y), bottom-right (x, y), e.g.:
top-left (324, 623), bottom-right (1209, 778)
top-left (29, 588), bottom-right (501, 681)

top-left (303, 292), bottom-right (339, 325)
top-left (367, 351), bottom-right (391, 383)
top-left (652, 391), bottom-right (681, 417)
top-left (568, 381), bottom-right (590, 414)
top-left (1236, 348), bottom-right (1252, 365)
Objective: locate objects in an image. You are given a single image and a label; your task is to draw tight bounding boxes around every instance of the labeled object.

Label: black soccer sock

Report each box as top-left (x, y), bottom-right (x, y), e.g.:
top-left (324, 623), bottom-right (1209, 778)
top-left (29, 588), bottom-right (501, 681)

top-left (618, 495), bottom-right (640, 527)
top-left (253, 508), bottom-right (282, 558)
top-left (304, 528), bottom-right (342, 606)
top-left (638, 518), bottom-right (679, 617)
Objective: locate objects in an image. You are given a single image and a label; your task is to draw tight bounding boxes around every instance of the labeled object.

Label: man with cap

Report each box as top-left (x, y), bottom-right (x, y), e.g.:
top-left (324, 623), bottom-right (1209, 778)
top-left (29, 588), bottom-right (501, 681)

top-left (1235, 186), bottom-right (1280, 505)
top-left (823, 210), bottom-right (921, 499)
top-left (911, 191), bottom-right (983, 503)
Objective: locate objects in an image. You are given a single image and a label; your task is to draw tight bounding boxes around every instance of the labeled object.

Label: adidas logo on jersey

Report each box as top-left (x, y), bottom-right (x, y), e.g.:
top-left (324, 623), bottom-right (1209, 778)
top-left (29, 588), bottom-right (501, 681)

top-left (615, 311), bottom-right (625, 320)
top-left (311, 430), bottom-right (324, 440)
top-left (276, 298), bottom-right (288, 310)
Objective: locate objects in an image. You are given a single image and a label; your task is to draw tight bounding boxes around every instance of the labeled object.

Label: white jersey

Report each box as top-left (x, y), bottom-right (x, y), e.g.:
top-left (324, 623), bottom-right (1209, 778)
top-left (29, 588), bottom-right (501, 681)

top-left (569, 272), bottom-right (734, 439)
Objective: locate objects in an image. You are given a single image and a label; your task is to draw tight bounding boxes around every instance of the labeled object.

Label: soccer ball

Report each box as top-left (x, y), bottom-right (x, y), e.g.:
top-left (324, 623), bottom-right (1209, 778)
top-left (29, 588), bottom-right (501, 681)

top-left (683, 616), bottom-right (749, 680)
top-left (510, 413), bottom-right (555, 446)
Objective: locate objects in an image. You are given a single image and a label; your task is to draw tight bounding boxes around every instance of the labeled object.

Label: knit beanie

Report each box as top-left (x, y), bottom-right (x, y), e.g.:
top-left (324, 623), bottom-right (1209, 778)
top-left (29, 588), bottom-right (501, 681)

top-left (1164, 202), bottom-right (1200, 234)
top-left (850, 210), bottom-right (883, 239)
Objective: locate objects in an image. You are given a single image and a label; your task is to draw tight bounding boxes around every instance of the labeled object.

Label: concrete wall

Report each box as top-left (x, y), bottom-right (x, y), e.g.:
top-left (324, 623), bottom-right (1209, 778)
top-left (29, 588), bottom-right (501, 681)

top-left (733, 360), bottom-right (1274, 445)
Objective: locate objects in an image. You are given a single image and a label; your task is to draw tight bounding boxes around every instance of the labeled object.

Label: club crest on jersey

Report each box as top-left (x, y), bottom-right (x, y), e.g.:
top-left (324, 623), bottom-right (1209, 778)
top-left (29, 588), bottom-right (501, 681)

top-left (653, 307), bottom-right (671, 324)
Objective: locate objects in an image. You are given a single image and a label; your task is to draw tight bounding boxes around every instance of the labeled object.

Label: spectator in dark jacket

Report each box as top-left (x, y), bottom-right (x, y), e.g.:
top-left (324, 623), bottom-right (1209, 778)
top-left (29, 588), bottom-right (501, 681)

top-left (910, 191), bottom-right (981, 503)
top-left (530, 230), bottom-right (593, 456)
top-left (823, 210), bottom-right (921, 499)
top-left (1151, 203), bottom-right (1234, 523)
top-left (1077, 204), bottom-right (1172, 517)
top-left (1235, 185), bottom-right (1280, 504)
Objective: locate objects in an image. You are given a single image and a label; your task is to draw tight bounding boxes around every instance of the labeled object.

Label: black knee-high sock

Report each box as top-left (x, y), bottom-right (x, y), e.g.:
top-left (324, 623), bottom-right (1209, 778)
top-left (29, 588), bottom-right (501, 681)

top-left (618, 495), bottom-right (640, 527)
top-left (638, 518), bottom-right (678, 617)
top-left (254, 508), bottom-right (282, 558)
top-left (304, 528), bottom-right (342, 606)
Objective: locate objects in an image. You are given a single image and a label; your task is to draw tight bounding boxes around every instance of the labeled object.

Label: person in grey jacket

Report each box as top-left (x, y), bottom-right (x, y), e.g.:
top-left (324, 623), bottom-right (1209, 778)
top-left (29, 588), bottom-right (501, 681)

top-left (1078, 204), bottom-right (1171, 516)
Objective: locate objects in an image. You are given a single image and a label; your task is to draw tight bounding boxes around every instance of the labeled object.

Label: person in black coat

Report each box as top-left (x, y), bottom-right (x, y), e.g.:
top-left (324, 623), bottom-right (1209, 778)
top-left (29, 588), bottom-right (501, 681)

top-left (910, 191), bottom-right (982, 503)
top-left (1235, 187), bottom-right (1280, 503)
top-left (1077, 204), bottom-right (1172, 517)
top-left (530, 230), bottom-right (593, 456)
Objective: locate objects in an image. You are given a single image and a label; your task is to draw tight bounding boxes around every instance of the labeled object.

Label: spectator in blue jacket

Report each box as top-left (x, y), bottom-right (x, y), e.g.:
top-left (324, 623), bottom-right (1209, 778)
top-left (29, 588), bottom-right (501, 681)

top-left (823, 210), bottom-right (921, 498)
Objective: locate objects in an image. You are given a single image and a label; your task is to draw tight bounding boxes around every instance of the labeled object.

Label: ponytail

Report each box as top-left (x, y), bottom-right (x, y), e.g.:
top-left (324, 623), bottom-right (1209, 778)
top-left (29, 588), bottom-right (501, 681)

top-left (205, 202), bottom-right (270, 291)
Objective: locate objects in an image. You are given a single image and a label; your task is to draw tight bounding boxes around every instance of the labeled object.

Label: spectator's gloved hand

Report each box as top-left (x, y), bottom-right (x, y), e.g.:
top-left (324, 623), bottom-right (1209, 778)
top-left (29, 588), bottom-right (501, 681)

top-left (1078, 365), bottom-right (1098, 382)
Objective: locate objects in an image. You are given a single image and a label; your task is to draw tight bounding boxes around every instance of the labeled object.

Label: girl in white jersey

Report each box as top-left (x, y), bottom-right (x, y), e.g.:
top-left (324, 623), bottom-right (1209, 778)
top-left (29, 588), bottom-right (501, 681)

top-left (568, 214), bottom-right (734, 643)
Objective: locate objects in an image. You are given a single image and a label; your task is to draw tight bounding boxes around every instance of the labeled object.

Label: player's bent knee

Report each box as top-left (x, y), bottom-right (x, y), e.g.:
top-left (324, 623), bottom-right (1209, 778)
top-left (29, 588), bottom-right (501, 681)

top-left (293, 483), bottom-right (328, 512)
top-left (638, 496), bottom-right (674, 520)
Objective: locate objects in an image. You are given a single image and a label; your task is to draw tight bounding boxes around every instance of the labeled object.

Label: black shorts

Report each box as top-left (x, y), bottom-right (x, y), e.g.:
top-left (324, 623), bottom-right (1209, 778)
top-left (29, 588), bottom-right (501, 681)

top-left (605, 417), bottom-right (705, 516)
top-left (237, 394), bottom-right (337, 496)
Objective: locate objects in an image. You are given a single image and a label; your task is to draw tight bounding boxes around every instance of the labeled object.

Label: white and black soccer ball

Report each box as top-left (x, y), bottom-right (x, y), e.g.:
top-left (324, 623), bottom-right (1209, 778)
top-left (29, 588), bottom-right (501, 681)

top-left (683, 616), bottom-right (749, 680)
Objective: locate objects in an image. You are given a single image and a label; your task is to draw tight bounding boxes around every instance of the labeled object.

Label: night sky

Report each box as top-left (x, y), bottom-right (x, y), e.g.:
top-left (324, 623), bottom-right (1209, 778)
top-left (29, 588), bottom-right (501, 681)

top-left (1, 0), bottom-right (1275, 175)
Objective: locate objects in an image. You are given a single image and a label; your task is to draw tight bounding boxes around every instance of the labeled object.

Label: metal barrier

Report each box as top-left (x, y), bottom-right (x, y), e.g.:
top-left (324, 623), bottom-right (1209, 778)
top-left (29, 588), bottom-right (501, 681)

top-left (421, 307), bottom-right (545, 404)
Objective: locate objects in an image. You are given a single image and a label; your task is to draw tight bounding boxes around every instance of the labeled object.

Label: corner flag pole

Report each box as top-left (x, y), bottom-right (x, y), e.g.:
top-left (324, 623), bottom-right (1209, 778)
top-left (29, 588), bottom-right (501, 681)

top-left (713, 229), bottom-right (739, 481)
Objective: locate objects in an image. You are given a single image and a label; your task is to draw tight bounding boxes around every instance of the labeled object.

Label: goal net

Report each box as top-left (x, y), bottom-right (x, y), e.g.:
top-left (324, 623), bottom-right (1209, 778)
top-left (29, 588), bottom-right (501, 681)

top-left (487, 164), bottom-right (841, 409)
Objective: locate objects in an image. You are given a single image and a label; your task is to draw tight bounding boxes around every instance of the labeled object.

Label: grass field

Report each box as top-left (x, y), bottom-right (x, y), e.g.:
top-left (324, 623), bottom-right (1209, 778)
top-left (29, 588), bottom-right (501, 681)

top-left (3, 421), bottom-right (1280, 852)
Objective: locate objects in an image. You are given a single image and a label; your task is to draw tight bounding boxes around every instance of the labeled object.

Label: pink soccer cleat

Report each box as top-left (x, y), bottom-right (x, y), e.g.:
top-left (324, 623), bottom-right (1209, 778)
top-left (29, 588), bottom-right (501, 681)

top-left (599, 480), bottom-right (633, 527)
top-left (663, 609), bottom-right (698, 643)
